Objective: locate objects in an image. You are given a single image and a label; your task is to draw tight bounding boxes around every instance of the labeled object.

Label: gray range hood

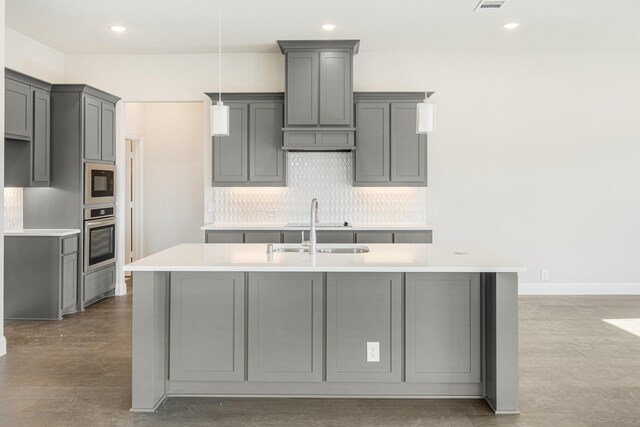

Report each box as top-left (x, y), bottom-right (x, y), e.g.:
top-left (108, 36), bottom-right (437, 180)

top-left (277, 40), bottom-right (359, 151)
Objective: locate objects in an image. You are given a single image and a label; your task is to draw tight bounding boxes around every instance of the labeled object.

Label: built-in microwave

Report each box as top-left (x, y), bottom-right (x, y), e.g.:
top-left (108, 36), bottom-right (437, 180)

top-left (85, 163), bottom-right (116, 205)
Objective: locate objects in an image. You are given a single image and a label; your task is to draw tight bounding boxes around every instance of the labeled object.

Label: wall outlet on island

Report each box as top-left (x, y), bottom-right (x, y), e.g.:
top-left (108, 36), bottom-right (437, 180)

top-left (540, 269), bottom-right (549, 281)
top-left (367, 341), bottom-right (380, 362)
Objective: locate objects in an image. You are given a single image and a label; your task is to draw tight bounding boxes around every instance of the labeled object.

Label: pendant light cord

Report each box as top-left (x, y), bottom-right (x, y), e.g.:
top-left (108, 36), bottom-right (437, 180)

top-left (218, 8), bottom-right (222, 103)
top-left (424, 0), bottom-right (429, 101)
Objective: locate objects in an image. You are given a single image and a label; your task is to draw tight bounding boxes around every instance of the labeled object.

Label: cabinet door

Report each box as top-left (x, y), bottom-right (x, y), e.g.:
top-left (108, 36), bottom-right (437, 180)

top-left (249, 102), bottom-right (284, 183)
top-left (205, 231), bottom-right (244, 243)
top-left (32, 88), bottom-right (51, 185)
top-left (319, 51), bottom-right (352, 125)
top-left (5, 78), bottom-right (32, 140)
top-left (326, 273), bottom-right (402, 382)
top-left (355, 231), bottom-right (393, 244)
top-left (61, 252), bottom-right (78, 313)
top-left (248, 272), bottom-right (323, 382)
top-left (390, 103), bottom-right (427, 184)
top-left (213, 103), bottom-right (248, 184)
top-left (244, 231), bottom-right (282, 244)
top-left (101, 102), bottom-right (116, 161)
top-left (394, 231), bottom-right (433, 244)
top-left (286, 52), bottom-right (319, 126)
top-left (170, 272), bottom-right (245, 382)
top-left (282, 231), bottom-right (354, 244)
top-left (354, 103), bottom-right (389, 183)
top-left (83, 96), bottom-right (102, 160)
top-left (405, 273), bottom-right (481, 383)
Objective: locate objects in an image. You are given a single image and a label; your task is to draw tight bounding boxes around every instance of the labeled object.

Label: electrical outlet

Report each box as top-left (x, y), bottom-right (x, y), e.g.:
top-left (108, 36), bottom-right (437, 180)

top-left (540, 269), bottom-right (549, 281)
top-left (367, 342), bottom-right (380, 362)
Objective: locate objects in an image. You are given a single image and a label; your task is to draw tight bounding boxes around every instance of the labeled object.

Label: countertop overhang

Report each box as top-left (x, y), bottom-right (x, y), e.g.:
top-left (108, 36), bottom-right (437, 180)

top-left (4, 228), bottom-right (81, 237)
top-left (124, 243), bottom-right (525, 273)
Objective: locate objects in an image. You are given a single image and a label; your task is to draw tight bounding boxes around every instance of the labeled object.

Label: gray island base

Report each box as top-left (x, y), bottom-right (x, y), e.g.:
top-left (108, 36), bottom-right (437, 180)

top-left (125, 243), bottom-right (523, 415)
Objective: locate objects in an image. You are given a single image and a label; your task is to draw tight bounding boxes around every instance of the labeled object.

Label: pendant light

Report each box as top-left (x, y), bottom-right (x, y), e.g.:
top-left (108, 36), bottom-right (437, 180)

top-left (417, 1), bottom-right (434, 134)
top-left (210, 8), bottom-right (230, 136)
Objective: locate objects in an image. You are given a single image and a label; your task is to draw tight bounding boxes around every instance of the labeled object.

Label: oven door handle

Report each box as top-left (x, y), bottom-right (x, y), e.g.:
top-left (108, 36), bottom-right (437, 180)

top-left (86, 218), bottom-right (116, 228)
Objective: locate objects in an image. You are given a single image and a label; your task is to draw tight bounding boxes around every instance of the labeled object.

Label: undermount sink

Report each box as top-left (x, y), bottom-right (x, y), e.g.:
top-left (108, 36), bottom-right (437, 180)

top-left (268, 244), bottom-right (369, 254)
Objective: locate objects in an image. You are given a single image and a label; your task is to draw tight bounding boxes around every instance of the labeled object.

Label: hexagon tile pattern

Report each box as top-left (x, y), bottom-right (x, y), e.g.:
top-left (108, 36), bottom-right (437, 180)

top-left (211, 152), bottom-right (427, 224)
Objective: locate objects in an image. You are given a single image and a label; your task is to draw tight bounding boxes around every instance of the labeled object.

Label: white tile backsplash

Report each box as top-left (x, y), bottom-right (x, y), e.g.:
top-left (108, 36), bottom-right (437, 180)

top-left (4, 188), bottom-right (24, 232)
top-left (211, 152), bottom-right (427, 224)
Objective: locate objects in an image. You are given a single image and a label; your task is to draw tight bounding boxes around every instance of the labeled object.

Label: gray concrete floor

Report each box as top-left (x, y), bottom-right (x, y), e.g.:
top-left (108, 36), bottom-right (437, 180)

top-left (0, 284), bottom-right (639, 426)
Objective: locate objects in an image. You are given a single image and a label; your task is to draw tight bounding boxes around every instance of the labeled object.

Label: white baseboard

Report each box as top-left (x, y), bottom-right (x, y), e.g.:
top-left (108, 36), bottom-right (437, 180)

top-left (115, 282), bottom-right (127, 296)
top-left (519, 282), bottom-right (640, 295)
top-left (0, 336), bottom-right (6, 357)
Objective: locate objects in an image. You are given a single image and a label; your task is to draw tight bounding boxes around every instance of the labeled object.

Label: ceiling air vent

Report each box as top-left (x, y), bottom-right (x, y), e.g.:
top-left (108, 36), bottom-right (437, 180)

top-left (474, 0), bottom-right (509, 11)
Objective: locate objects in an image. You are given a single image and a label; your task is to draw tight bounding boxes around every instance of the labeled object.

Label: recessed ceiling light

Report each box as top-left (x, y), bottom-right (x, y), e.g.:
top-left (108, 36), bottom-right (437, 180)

top-left (110, 25), bottom-right (127, 33)
top-left (320, 24), bottom-right (336, 31)
top-left (503, 22), bottom-right (519, 30)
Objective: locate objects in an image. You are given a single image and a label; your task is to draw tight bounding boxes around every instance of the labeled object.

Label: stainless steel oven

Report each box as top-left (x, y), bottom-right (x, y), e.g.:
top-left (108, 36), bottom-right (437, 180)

top-left (85, 163), bottom-right (116, 205)
top-left (84, 207), bottom-right (116, 273)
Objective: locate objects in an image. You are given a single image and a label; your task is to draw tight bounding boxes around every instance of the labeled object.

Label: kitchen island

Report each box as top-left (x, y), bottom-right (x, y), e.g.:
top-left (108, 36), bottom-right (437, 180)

top-left (125, 243), bottom-right (524, 414)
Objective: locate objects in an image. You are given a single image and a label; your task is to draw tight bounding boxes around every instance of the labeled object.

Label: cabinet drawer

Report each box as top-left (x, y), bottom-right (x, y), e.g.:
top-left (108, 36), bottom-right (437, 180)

top-left (283, 231), bottom-right (354, 244)
top-left (283, 132), bottom-right (316, 148)
top-left (394, 231), bottom-right (432, 244)
top-left (244, 231), bottom-right (282, 244)
top-left (62, 236), bottom-right (78, 254)
top-left (283, 131), bottom-right (355, 150)
top-left (205, 231), bottom-right (244, 243)
top-left (318, 132), bottom-right (353, 147)
top-left (83, 265), bottom-right (115, 303)
top-left (355, 231), bottom-right (393, 244)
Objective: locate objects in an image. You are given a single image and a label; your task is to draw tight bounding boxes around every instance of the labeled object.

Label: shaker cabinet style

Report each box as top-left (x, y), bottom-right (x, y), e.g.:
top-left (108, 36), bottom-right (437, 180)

top-left (353, 93), bottom-right (428, 187)
top-left (405, 273), bottom-right (481, 384)
top-left (209, 93), bottom-right (285, 187)
top-left (4, 69), bottom-right (51, 187)
top-left (247, 272), bottom-right (324, 382)
top-left (4, 233), bottom-right (80, 320)
top-left (326, 273), bottom-right (402, 383)
top-left (170, 272), bottom-right (245, 382)
top-left (83, 94), bottom-right (116, 162)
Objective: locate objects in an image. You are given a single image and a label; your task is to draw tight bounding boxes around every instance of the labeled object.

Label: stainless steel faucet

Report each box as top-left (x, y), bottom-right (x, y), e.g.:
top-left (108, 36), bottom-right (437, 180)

top-left (309, 198), bottom-right (319, 254)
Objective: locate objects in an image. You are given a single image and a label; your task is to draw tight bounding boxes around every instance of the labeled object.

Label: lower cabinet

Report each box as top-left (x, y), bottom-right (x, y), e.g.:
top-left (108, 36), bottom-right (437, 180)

top-left (205, 231), bottom-right (244, 243)
top-left (248, 272), bottom-right (323, 382)
top-left (4, 234), bottom-right (79, 320)
top-left (244, 231), bottom-right (282, 243)
top-left (326, 273), bottom-right (402, 382)
top-left (355, 231), bottom-right (393, 244)
top-left (282, 230), bottom-right (354, 244)
top-left (393, 231), bottom-right (432, 243)
top-left (83, 265), bottom-right (115, 305)
top-left (170, 272), bottom-right (245, 382)
top-left (405, 273), bottom-right (481, 383)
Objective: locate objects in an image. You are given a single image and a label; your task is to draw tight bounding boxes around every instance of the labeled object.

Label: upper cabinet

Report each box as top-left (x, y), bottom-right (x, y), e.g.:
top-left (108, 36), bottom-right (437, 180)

top-left (4, 69), bottom-right (51, 187)
top-left (50, 85), bottom-right (119, 164)
top-left (208, 93), bottom-right (286, 187)
top-left (278, 40), bottom-right (359, 151)
top-left (353, 93), bottom-right (429, 187)
top-left (83, 94), bottom-right (117, 162)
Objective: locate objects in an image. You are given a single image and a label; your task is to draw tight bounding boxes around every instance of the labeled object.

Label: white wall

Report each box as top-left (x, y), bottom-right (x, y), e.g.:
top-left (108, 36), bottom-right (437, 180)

top-left (125, 103), bottom-right (204, 256)
top-left (5, 27), bottom-right (64, 82)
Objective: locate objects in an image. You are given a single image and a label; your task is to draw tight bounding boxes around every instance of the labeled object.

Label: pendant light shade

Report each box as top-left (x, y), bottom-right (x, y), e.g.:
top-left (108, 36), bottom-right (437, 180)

top-left (416, 99), bottom-right (434, 134)
top-left (211, 101), bottom-right (230, 136)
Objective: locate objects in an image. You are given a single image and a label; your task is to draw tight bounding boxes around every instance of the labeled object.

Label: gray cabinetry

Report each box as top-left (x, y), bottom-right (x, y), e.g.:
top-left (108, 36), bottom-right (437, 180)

top-left (393, 231), bottom-right (433, 243)
top-left (355, 231), bottom-right (393, 244)
top-left (83, 265), bottom-right (116, 305)
top-left (283, 129), bottom-right (354, 151)
top-left (210, 94), bottom-right (285, 187)
top-left (282, 230), bottom-right (354, 244)
top-left (83, 95), bottom-right (117, 162)
top-left (4, 233), bottom-right (80, 320)
top-left (405, 273), bottom-right (481, 383)
top-left (353, 93), bottom-right (428, 187)
top-left (326, 273), bottom-right (402, 382)
top-left (248, 272), bottom-right (323, 382)
top-left (170, 272), bottom-right (245, 382)
top-left (5, 78), bottom-right (32, 140)
top-left (244, 231), bottom-right (282, 244)
top-left (286, 52), bottom-right (319, 126)
top-left (319, 51), bottom-right (352, 126)
top-left (205, 231), bottom-right (244, 243)
top-left (4, 70), bottom-right (52, 187)
top-left (391, 103), bottom-right (426, 183)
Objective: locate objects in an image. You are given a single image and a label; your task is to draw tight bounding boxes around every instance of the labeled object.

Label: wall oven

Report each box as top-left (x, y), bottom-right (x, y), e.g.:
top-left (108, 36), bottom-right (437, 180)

top-left (85, 163), bottom-right (116, 205)
top-left (84, 207), bottom-right (116, 273)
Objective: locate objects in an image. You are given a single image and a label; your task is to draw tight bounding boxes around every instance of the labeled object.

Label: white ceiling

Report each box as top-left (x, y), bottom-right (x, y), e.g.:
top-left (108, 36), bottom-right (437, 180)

top-left (6, 0), bottom-right (640, 54)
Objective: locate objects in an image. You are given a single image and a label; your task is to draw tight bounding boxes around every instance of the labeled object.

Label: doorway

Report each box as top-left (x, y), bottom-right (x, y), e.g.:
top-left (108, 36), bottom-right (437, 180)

top-left (125, 136), bottom-right (143, 274)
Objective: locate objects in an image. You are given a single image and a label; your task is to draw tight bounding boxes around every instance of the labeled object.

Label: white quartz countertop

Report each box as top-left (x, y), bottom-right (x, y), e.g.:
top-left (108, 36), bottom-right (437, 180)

top-left (124, 243), bottom-right (525, 273)
top-left (201, 223), bottom-right (434, 231)
top-left (4, 229), bottom-right (81, 237)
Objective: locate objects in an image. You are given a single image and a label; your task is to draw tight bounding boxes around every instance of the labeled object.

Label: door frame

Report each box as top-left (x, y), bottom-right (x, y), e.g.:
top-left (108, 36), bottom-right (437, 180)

top-left (125, 133), bottom-right (145, 268)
